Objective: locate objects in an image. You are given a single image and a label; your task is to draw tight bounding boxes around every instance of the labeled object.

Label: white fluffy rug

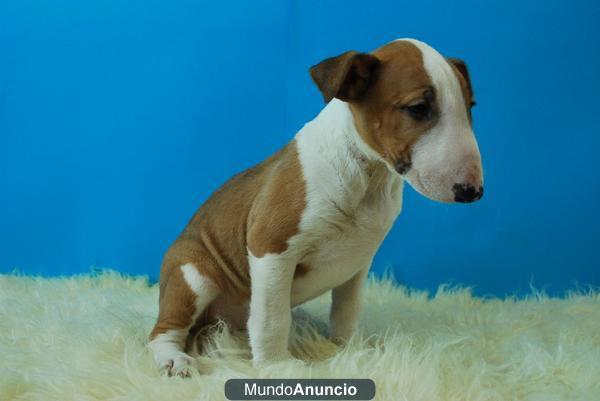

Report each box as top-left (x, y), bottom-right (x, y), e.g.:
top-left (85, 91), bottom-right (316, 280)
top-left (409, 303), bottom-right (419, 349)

top-left (1, 271), bottom-right (599, 401)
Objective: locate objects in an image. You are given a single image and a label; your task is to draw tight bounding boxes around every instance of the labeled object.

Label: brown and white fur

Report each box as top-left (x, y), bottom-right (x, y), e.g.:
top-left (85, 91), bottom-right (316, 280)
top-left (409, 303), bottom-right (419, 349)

top-left (148, 38), bottom-right (484, 375)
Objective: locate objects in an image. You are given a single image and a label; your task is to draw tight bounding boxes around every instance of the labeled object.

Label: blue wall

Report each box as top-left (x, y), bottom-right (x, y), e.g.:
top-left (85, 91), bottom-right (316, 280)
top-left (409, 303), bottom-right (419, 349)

top-left (1, 0), bottom-right (599, 296)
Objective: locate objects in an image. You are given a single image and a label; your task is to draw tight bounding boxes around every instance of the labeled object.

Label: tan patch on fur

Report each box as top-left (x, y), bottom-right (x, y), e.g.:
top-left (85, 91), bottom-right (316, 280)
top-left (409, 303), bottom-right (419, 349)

top-left (246, 143), bottom-right (306, 258)
top-left (150, 142), bottom-right (306, 339)
top-left (349, 41), bottom-right (437, 171)
top-left (157, 140), bottom-right (305, 298)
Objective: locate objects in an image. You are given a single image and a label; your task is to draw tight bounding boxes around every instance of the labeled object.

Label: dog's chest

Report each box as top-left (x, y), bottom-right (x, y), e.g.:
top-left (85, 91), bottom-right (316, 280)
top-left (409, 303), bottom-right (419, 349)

top-left (290, 177), bottom-right (403, 306)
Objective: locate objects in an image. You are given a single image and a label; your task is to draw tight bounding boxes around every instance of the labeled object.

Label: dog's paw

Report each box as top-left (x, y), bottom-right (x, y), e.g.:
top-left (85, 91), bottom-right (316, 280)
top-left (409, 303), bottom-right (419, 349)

top-left (157, 352), bottom-right (197, 377)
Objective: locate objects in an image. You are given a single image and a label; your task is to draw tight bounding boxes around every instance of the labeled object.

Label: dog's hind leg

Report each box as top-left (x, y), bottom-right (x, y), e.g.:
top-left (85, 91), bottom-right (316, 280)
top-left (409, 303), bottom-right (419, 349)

top-left (148, 262), bottom-right (218, 376)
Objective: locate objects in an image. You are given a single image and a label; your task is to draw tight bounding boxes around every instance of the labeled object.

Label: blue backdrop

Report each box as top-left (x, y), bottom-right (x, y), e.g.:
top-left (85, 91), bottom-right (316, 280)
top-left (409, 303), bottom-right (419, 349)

top-left (1, 0), bottom-right (599, 296)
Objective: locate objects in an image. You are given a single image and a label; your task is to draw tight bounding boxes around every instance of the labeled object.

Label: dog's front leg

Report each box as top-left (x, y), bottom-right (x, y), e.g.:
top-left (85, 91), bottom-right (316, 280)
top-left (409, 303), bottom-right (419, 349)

top-left (330, 268), bottom-right (369, 344)
top-left (247, 252), bottom-right (296, 365)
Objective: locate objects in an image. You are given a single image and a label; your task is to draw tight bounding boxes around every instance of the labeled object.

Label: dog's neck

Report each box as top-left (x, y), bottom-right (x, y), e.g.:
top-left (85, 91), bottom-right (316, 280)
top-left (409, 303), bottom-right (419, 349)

top-left (295, 99), bottom-right (401, 208)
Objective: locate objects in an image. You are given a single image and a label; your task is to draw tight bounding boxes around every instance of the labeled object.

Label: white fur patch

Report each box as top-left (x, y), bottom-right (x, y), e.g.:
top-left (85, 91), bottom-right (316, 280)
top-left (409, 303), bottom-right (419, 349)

top-left (247, 251), bottom-right (296, 363)
top-left (401, 39), bottom-right (483, 202)
top-left (180, 263), bottom-right (218, 311)
top-left (290, 100), bottom-right (403, 306)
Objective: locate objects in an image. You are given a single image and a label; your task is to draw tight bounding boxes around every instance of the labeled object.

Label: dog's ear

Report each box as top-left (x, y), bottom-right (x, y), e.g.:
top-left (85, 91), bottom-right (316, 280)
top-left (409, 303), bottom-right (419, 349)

top-left (447, 58), bottom-right (474, 98)
top-left (310, 51), bottom-right (380, 103)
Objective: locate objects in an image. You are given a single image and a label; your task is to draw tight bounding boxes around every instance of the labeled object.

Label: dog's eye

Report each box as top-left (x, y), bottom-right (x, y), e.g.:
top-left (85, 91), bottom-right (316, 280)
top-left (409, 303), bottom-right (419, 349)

top-left (404, 102), bottom-right (431, 121)
top-left (470, 101), bottom-right (477, 108)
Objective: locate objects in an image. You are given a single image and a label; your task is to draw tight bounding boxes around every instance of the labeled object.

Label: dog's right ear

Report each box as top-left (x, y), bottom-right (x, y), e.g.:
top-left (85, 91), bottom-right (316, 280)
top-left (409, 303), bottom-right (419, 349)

top-left (447, 58), bottom-right (474, 100)
top-left (310, 51), bottom-right (380, 103)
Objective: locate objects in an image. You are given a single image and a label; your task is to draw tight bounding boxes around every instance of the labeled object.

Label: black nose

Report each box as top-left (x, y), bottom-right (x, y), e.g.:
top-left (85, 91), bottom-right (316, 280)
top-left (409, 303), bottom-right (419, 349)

top-left (452, 183), bottom-right (484, 203)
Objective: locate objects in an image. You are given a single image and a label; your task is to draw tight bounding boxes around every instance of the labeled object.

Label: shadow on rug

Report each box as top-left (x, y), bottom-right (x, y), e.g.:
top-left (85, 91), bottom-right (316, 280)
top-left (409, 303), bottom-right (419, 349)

top-left (1, 271), bottom-right (599, 401)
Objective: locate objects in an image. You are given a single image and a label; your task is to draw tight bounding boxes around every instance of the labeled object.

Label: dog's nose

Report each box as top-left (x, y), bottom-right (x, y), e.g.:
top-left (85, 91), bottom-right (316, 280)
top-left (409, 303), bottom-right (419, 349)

top-left (452, 183), bottom-right (484, 203)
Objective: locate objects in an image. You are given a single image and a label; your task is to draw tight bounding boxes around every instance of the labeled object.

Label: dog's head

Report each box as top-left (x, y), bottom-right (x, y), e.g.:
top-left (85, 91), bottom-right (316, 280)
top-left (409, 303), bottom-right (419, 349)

top-left (310, 39), bottom-right (483, 203)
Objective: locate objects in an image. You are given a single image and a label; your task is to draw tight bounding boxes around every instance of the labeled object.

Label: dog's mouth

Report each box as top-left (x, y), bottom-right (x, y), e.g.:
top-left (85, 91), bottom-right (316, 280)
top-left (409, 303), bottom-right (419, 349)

top-left (405, 170), bottom-right (455, 203)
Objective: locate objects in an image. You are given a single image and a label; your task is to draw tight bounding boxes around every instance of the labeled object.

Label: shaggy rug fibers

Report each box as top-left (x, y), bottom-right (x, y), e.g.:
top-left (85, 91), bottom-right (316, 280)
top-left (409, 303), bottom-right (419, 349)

top-left (0, 271), bottom-right (599, 401)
